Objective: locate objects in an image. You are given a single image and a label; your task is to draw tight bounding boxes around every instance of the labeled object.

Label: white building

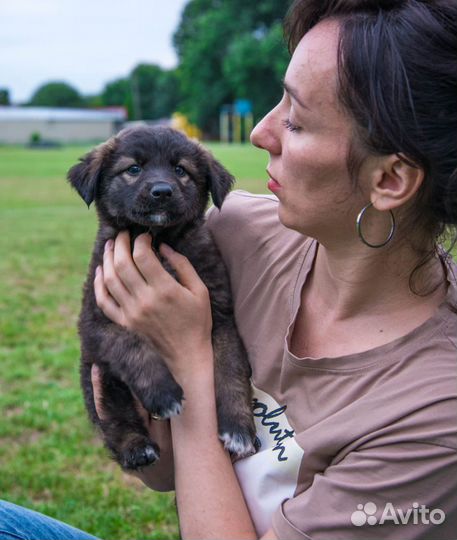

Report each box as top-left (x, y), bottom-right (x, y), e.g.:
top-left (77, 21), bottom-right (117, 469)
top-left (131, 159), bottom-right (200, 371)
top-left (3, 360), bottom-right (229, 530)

top-left (0, 106), bottom-right (127, 144)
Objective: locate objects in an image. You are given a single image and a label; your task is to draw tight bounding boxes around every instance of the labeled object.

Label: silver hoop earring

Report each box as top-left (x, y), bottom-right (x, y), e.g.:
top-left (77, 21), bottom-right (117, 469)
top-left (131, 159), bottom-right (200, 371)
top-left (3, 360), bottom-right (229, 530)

top-left (356, 203), bottom-right (396, 248)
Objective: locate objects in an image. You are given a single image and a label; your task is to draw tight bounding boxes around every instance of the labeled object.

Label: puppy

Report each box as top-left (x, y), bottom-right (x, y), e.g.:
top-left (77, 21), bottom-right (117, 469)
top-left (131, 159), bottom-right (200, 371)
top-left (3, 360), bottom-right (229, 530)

top-left (68, 126), bottom-right (256, 470)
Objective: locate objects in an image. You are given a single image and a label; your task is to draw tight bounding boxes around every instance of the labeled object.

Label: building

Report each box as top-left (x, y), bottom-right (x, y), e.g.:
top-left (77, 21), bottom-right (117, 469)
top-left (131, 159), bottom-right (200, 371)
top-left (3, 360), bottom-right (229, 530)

top-left (0, 106), bottom-right (127, 144)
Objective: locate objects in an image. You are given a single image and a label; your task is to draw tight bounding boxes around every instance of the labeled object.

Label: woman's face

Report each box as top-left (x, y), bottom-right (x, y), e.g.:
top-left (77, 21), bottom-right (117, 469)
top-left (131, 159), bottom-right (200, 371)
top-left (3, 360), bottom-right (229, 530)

top-left (251, 19), bottom-right (368, 246)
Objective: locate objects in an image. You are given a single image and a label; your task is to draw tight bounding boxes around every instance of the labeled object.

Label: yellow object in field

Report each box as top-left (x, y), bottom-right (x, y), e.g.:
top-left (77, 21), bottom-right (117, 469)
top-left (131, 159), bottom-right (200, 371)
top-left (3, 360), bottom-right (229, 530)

top-left (171, 112), bottom-right (202, 140)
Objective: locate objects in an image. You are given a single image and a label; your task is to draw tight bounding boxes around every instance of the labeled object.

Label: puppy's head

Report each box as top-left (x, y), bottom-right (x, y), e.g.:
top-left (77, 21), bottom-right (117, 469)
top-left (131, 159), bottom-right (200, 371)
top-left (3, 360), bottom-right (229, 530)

top-left (67, 126), bottom-right (234, 230)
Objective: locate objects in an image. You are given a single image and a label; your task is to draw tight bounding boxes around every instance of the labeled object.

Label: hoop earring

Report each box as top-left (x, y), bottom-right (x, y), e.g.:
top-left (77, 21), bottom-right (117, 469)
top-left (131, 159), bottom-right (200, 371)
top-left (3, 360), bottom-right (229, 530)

top-left (356, 203), bottom-right (396, 248)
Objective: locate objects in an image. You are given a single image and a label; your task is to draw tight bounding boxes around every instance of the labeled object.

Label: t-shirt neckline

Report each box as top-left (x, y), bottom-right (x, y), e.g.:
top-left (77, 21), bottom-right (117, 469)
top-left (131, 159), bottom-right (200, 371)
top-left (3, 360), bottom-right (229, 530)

top-left (284, 239), bottom-right (456, 371)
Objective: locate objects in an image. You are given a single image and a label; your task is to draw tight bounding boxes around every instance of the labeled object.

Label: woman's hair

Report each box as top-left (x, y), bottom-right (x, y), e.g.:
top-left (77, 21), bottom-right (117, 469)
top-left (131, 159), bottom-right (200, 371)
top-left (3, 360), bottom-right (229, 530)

top-left (284, 0), bottom-right (457, 292)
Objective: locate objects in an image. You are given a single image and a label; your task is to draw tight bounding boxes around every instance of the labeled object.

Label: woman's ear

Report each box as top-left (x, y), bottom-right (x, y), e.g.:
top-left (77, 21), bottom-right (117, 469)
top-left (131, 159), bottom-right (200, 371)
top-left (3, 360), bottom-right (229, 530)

top-left (370, 154), bottom-right (425, 212)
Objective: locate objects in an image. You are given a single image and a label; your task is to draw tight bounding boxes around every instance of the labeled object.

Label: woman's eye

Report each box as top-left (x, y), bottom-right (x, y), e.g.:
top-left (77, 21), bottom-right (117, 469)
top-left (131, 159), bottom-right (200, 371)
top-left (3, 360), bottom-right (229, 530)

top-left (175, 165), bottom-right (187, 177)
top-left (282, 118), bottom-right (301, 132)
top-left (127, 164), bottom-right (142, 175)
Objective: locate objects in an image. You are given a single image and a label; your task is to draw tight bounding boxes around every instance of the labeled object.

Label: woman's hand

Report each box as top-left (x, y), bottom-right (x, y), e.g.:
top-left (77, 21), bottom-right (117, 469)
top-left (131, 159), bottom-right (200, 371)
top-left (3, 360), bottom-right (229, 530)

top-left (93, 231), bottom-right (213, 384)
top-left (91, 364), bottom-right (175, 491)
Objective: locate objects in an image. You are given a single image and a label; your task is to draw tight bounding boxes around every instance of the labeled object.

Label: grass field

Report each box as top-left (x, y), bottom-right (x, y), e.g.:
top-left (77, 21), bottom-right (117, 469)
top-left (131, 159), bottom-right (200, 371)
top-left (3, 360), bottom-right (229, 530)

top-left (3, 141), bottom-right (454, 538)
top-left (0, 142), bottom-right (268, 539)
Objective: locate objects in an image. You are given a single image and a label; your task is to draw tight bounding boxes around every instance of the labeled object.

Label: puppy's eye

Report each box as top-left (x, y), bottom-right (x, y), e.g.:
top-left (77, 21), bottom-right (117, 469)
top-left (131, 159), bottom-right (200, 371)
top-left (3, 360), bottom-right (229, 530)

top-left (126, 164), bottom-right (142, 175)
top-left (175, 165), bottom-right (187, 178)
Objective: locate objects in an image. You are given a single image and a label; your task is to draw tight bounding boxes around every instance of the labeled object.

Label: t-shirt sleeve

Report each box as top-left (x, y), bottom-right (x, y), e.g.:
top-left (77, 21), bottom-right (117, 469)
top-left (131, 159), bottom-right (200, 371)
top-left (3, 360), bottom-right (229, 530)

top-left (271, 442), bottom-right (457, 540)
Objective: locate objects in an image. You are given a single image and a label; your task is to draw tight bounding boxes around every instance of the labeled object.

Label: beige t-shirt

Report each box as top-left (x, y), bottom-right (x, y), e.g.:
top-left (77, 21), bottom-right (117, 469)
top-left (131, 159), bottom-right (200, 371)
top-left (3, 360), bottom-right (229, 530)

top-left (206, 191), bottom-right (457, 540)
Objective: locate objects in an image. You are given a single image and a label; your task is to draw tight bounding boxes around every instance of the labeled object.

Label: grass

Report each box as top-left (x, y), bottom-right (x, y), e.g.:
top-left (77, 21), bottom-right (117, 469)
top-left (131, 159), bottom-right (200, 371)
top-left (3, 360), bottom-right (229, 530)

top-left (0, 142), bottom-right (268, 539)
top-left (4, 140), bottom-right (453, 538)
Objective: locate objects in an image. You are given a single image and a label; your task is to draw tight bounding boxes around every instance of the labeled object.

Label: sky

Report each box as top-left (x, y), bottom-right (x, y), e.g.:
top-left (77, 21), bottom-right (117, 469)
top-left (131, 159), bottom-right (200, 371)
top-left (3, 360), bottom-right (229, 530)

top-left (1, 0), bottom-right (189, 104)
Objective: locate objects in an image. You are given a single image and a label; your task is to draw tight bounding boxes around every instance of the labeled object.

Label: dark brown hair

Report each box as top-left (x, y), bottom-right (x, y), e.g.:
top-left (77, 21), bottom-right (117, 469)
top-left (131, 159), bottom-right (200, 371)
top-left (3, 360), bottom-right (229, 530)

top-left (285, 0), bottom-right (457, 291)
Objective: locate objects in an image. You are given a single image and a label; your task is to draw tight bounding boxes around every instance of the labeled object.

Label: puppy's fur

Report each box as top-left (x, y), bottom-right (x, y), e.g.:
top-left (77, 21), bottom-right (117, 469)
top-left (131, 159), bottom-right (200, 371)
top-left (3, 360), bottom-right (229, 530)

top-left (68, 126), bottom-right (255, 470)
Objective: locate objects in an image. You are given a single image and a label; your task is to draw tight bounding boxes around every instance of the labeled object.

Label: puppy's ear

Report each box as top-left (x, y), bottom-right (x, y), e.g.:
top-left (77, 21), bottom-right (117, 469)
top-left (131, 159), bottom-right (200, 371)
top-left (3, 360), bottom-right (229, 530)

top-left (67, 137), bottom-right (116, 207)
top-left (204, 151), bottom-right (235, 209)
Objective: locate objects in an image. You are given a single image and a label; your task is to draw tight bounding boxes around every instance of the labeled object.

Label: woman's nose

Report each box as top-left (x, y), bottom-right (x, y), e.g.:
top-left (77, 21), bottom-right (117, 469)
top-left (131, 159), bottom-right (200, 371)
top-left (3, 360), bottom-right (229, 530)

top-left (250, 107), bottom-right (281, 155)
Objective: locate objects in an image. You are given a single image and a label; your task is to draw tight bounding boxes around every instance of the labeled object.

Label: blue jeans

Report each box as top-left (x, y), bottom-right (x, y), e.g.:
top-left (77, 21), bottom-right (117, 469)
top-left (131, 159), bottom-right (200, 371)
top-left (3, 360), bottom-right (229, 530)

top-left (0, 500), bottom-right (99, 540)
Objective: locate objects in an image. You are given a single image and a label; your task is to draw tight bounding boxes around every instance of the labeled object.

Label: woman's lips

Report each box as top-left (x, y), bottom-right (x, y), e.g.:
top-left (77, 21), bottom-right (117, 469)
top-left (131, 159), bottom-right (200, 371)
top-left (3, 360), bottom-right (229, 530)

top-left (267, 170), bottom-right (281, 192)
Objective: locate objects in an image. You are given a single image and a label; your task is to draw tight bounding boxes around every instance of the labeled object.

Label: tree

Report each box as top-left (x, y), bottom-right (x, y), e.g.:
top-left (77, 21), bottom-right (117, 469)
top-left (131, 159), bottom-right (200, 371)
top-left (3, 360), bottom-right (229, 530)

top-left (94, 67), bottom-right (180, 121)
top-left (154, 69), bottom-right (181, 120)
top-left (0, 88), bottom-right (10, 105)
top-left (223, 23), bottom-right (290, 122)
top-left (174, 7), bottom-right (235, 135)
top-left (29, 82), bottom-right (84, 108)
top-left (130, 64), bottom-right (180, 120)
top-left (101, 78), bottom-right (133, 118)
top-left (102, 78), bottom-right (131, 107)
top-left (83, 94), bottom-right (104, 109)
top-left (173, 0), bottom-right (292, 136)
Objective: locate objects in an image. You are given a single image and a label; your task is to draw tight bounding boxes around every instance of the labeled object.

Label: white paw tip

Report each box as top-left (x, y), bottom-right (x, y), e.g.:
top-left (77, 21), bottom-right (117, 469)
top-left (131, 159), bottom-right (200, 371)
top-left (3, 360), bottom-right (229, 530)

top-left (220, 432), bottom-right (256, 457)
top-left (160, 402), bottom-right (183, 419)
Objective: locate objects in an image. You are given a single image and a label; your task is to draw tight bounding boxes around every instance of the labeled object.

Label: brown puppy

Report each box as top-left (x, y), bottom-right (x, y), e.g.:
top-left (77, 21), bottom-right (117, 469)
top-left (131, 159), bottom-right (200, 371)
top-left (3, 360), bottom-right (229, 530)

top-left (68, 126), bottom-right (256, 471)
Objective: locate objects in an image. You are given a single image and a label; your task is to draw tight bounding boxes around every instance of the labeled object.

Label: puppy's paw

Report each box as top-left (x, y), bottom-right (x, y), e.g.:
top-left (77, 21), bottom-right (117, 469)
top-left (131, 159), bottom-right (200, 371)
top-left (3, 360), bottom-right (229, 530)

top-left (154, 399), bottom-right (183, 419)
top-left (217, 400), bottom-right (257, 459)
top-left (141, 380), bottom-right (184, 420)
top-left (218, 424), bottom-right (257, 459)
top-left (219, 429), bottom-right (257, 459)
top-left (118, 440), bottom-right (160, 471)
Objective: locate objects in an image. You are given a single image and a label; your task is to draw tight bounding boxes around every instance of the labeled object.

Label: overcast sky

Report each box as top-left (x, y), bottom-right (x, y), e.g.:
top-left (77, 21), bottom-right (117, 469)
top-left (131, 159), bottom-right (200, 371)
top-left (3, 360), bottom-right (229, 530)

top-left (1, 0), bottom-right (189, 104)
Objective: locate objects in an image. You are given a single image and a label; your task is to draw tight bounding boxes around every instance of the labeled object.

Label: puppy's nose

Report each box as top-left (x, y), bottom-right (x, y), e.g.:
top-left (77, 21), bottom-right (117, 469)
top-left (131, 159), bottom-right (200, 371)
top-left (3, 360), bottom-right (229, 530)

top-left (150, 182), bottom-right (173, 199)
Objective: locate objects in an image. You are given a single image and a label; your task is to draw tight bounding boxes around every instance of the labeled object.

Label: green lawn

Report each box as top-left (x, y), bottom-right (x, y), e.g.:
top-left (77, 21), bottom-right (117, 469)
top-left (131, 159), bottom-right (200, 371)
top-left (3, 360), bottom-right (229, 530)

top-left (3, 142), bottom-right (453, 539)
top-left (0, 142), bottom-right (268, 539)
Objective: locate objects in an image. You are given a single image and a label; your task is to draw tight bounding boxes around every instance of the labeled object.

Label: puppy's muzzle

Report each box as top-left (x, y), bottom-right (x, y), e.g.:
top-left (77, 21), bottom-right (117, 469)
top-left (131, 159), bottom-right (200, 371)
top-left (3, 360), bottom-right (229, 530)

top-left (150, 182), bottom-right (174, 200)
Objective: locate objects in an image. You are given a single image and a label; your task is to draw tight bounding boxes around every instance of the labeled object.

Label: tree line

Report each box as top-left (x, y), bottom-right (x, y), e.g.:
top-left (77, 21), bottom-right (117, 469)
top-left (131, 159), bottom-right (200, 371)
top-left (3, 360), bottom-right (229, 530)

top-left (3, 0), bottom-right (292, 137)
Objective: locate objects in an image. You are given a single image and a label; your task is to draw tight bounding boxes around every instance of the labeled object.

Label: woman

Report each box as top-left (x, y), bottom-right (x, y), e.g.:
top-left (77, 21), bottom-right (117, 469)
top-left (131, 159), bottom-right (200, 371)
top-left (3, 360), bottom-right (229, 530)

top-left (1, 0), bottom-right (456, 538)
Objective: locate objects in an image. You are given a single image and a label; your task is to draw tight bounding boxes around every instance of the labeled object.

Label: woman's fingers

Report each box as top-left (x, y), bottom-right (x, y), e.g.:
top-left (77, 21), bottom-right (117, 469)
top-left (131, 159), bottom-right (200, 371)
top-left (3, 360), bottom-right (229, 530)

top-left (108, 233), bottom-right (199, 297)
top-left (111, 231), bottom-right (148, 295)
top-left (132, 233), bottom-right (174, 286)
top-left (103, 237), bottom-right (132, 305)
top-left (91, 364), bottom-right (106, 421)
top-left (131, 390), bottom-right (155, 426)
top-left (94, 265), bottom-right (126, 326)
top-left (159, 243), bottom-right (207, 296)
top-left (91, 364), bottom-right (155, 434)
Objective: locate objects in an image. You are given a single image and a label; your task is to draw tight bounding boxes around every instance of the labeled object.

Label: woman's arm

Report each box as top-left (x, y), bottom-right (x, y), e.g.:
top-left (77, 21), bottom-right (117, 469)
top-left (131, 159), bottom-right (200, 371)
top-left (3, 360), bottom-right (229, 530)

top-left (168, 345), bottom-right (257, 540)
